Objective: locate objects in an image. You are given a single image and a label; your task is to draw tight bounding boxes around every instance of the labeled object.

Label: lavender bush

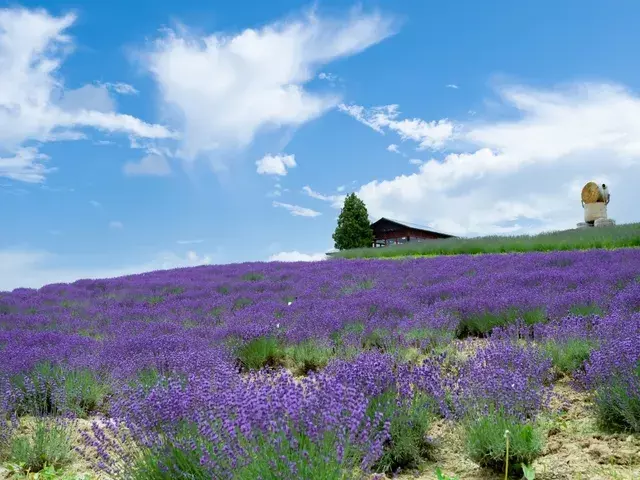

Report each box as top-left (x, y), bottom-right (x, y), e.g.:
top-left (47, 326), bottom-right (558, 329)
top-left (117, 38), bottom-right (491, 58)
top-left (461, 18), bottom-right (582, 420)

top-left (452, 341), bottom-right (553, 420)
top-left (0, 248), bottom-right (639, 477)
top-left (581, 313), bottom-right (640, 432)
top-left (82, 369), bottom-right (390, 479)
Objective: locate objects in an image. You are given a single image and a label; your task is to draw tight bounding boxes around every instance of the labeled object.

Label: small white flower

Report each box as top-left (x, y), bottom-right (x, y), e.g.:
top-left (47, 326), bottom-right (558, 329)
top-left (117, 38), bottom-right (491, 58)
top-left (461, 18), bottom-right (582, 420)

top-left (276, 323), bottom-right (280, 329)
top-left (287, 301), bottom-right (292, 306)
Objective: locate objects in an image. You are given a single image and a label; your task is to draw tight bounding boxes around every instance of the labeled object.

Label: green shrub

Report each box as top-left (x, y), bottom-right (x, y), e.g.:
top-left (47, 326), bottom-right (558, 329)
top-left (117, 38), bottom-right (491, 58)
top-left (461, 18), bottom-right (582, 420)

top-left (285, 341), bottom-right (334, 375)
top-left (456, 308), bottom-right (546, 338)
top-left (11, 363), bottom-right (62, 416)
top-left (132, 368), bottom-right (164, 392)
top-left (232, 297), bottom-right (253, 310)
top-left (12, 364), bottom-right (111, 417)
top-left (8, 418), bottom-right (74, 473)
top-left (404, 328), bottom-right (454, 351)
top-left (236, 428), bottom-right (362, 480)
top-left (464, 412), bottom-right (543, 476)
top-left (64, 370), bottom-right (111, 417)
top-left (396, 347), bottom-right (423, 364)
top-left (594, 366), bottom-right (640, 433)
top-left (542, 339), bottom-right (596, 376)
top-left (241, 272), bottom-right (264, 282)
top-left (569, 303), bottom-right (604, 317)
top-left (368, 391), bottom-right (435, 474)
top-left (127, 443), bottom-right (210, 480)
top-left (236, 337), bottom-right (285, 371)
top-left (363, 329), bottom-right (392, 351)
top-left (331, 322), bottom-right (365, 341)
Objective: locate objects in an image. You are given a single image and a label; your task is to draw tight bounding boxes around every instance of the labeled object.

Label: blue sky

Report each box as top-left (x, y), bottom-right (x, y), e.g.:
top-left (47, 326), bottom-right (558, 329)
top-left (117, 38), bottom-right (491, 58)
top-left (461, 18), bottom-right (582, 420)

top-left (2, 0), bottom-right (640, 290)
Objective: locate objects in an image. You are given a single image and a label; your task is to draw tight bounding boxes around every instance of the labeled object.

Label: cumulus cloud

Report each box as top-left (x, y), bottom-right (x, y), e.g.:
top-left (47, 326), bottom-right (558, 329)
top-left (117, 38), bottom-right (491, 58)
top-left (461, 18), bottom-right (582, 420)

top-left (387, 143), bottom-right (400, 153)
top-left (268, 250), bottom-right (327, 262)
top-left (272, 201), bottom-right (321, 217)
top-left (355, 82), bottom-right (640, 236)
top-left (123, 154), bottom-right (172, 176)
top-left (0, 7), bottom-right (173, 183)
top-left (0, 248), bottom-right (215, 291)
top-left (256, 153), bottom-right (296, 176)
top-left (141, 8), bottom-right (395, 167)
top-left (338, 104), bottom-right (455, 150)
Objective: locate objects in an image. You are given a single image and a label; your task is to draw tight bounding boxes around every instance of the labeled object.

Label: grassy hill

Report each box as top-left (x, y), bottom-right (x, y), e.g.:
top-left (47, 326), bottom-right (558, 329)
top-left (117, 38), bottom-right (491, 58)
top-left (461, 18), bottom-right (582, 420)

top-left (330, 222), bottom-right (640, 259)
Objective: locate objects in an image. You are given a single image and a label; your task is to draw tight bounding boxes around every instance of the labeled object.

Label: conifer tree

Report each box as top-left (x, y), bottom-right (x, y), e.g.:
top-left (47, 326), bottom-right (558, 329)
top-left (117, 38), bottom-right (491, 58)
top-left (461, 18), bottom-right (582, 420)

top-left (332, 193), bottom-right (374, 250)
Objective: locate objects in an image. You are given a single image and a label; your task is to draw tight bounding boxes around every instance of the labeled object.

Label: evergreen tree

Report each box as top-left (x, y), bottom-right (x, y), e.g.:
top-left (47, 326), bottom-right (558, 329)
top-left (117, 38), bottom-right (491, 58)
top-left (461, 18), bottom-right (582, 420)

top-left (332, 193), bottom-right (374, 250)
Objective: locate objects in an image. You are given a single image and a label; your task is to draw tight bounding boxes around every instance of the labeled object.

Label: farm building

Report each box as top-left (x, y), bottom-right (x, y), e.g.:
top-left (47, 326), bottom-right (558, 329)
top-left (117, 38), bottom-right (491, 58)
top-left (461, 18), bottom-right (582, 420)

top-left (371, 217), bottom-right (455, 247)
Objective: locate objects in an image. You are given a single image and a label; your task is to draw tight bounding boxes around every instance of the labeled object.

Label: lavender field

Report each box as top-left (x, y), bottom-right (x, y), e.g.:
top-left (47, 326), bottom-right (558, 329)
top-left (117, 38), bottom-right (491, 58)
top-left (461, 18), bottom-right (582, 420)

top-left (1, 249), bottom-right (640, 479)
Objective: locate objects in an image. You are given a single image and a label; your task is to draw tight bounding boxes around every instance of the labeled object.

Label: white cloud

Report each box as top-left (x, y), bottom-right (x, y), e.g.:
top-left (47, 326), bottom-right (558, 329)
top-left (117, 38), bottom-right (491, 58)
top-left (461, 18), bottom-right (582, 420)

top-left (89, 200), bottom-right (101, 208)
top-left (0, 7), bottom-right (173, 183)
top-left (256, 153), bottom-right (296, 176)
top-left (301, 185), bottom-right (345, 208)
top-left (109, 221), bottom-right (123, 229)
top-left (268, 250), bottom-right (327, 262)
top-left (0, 148), bottom-right (52, 183)
top-left (141, 8), bottom-right (395, 167)
top-left (338, 103), bottom-right (455, 150)
top-left (356, 82), bottom-right (640, 236)
top-left (123, 154), bottom-right (171, 176)
top-left (272, 201), bottom-right (321, 217)
top-left (336, 185), bottom-right (346, 192)
top-left (0, 248), bottom-right (215, 291)
top-left (408, 158), bottom-right (422, 165)
top-left (387, 143), bottom-right (400, 153)
top-left (445, 84), bottom-right (459, 89)
top-left (99, 82), bottom-right (139, 95)
top-left (184, 250), bottom-right (211, 264)
top-left (318, 72), bottom-right (338, 82)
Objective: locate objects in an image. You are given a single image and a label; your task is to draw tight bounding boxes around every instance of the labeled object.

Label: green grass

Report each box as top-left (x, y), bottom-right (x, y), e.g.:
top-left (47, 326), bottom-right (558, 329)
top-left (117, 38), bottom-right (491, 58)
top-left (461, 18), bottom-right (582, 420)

top-left (236, 337), bottom-right (286, 371)
top-left (6, 418), bottom-right (74, 474)
top-left (235, 428), bottom-right (364, 480)
top-left (368, 391), bottom-right (435, 474)
top-left (464, 412), bottom-right (543, 477)
top-left (594, 364), bottom-right (640, 433)
top-left (284, 341), bottom-right (334, 375)
top-left (542, 339), bottom-right (597, 376)
top-left (330, 223), bottom-right (640, 259)
top-left (456, 308), bottom-right (547, 338)
top-left (11, 364), bottom-right (111, 417)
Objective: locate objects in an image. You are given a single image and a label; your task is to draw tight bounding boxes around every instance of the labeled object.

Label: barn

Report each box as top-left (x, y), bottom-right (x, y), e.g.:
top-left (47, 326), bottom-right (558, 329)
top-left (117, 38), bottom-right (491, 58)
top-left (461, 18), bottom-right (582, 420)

top-left (371, 217), bottom-right (455, 248)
